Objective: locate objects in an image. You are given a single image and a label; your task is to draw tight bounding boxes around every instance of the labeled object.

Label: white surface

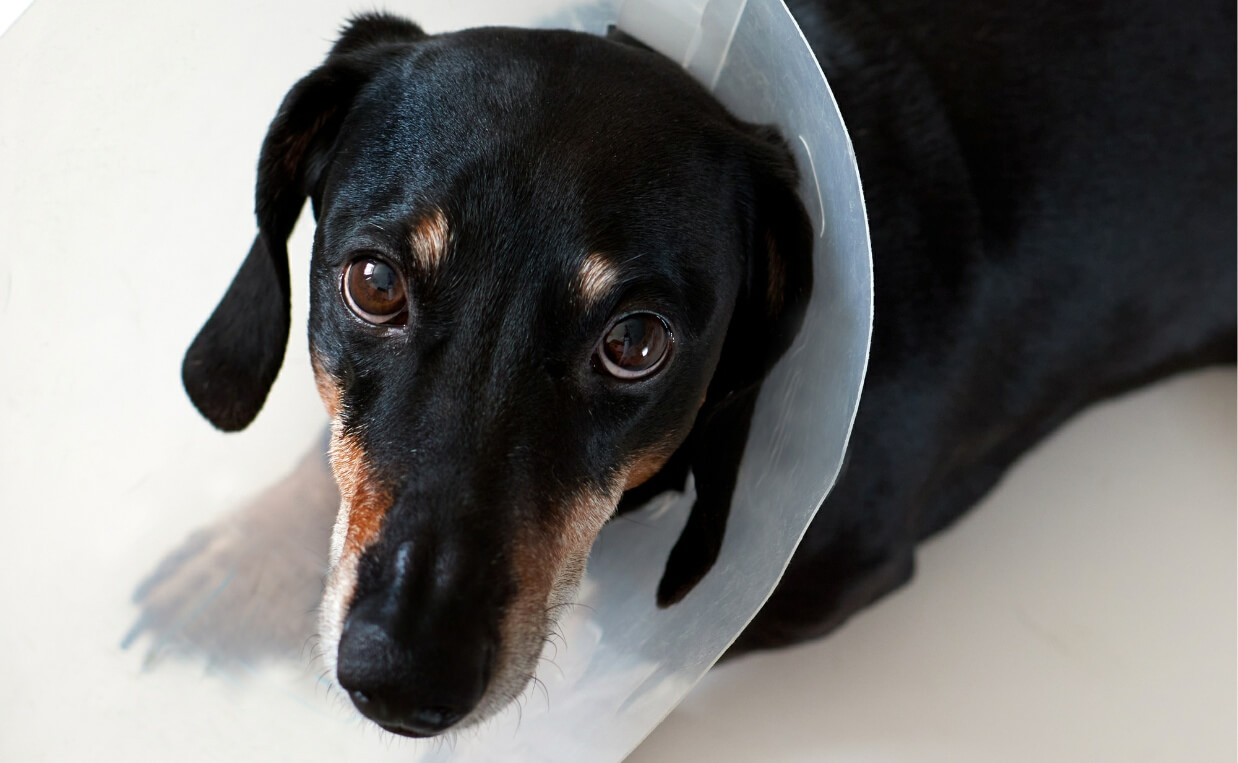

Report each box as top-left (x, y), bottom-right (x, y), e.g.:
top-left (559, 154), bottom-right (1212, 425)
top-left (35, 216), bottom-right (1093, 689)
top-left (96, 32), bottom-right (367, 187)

top-left (0, 0), bottom-right (1233, 760)
top-left (0, 0), bottom-right (32, 37)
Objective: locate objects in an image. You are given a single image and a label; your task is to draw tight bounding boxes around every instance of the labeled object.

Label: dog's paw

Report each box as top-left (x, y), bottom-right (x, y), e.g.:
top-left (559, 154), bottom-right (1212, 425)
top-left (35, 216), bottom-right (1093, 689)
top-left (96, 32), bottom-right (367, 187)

top-left (123, 445), bottom-right (338, 670)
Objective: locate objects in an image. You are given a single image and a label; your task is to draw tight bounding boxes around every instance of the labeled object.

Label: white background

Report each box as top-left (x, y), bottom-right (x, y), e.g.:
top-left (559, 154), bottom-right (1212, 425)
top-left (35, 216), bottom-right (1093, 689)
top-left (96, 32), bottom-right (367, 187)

top-left (0, 1), bottom-right (1233, 760)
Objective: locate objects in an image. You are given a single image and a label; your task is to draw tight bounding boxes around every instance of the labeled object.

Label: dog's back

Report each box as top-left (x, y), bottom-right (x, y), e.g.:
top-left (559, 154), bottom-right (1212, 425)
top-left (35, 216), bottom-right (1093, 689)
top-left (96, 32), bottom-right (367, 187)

top-left (737, 0), bottom-right (1235, 651)
top-left (796, 0), bottom-right (1235, 367)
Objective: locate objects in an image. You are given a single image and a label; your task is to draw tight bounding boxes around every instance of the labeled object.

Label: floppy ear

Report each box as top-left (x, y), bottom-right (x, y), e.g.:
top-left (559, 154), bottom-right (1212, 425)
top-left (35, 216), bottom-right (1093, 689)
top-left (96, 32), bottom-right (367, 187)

top-left (656, 129), bottom-right (814, 606)
top-left (182, 14), bottom-right (425, 431)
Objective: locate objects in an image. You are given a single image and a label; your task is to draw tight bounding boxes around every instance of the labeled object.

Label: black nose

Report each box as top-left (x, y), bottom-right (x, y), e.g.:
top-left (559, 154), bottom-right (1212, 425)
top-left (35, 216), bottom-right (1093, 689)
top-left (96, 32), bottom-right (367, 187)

top-left (335, 540), bottom-right (497, 737)
top-left (337, 619), bottom-right (484, 736)
top-left (348, 690), bottom-right (464, 735)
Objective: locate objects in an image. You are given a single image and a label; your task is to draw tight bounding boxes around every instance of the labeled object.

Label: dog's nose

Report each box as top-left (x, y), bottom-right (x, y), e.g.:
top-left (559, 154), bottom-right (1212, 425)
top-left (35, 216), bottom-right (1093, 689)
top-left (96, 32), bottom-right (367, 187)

top-left (337, 616), bottom-right (489, 736)
top-left (335, 540), bottom-right (495, 737)
top-left (349, 689), bottom-right (464, 734)
top-left (341, 639), bottom-right (470, 733)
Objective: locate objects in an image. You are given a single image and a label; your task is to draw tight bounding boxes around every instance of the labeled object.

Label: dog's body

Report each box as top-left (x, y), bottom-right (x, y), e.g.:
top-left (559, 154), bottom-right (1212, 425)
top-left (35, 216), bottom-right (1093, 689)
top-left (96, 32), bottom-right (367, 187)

top-left (179, 0), bottom-right (1234, 738)
top-left (736, 0), bottom-right (1237, 651)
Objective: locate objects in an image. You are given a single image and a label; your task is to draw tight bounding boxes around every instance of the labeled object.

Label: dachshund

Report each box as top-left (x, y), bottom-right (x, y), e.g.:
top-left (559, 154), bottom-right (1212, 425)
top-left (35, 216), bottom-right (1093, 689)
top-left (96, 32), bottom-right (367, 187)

top-left (180, 0), bottom-right (1235, 738)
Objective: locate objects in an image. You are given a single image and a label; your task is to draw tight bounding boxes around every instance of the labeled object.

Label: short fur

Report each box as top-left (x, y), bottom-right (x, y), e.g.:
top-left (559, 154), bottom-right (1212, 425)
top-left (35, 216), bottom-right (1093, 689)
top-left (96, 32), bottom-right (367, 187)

top-left (182, 1), bottom-right (1235, 737)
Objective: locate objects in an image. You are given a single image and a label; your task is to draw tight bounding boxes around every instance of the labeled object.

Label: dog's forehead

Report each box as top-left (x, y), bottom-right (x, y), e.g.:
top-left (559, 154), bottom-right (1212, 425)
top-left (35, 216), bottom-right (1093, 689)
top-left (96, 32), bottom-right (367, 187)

top-left (333, 28), bottom-right (748, 202)
top-left (374, 27), bottom-right (727, 130)
top-left (312, 28), bottom-right (754, 338)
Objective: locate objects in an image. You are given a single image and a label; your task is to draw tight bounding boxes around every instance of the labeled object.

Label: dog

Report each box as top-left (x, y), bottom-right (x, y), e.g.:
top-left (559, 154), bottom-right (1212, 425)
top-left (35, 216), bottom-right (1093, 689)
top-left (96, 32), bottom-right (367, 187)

top-left (179, 0), bottom-right (1235, 738)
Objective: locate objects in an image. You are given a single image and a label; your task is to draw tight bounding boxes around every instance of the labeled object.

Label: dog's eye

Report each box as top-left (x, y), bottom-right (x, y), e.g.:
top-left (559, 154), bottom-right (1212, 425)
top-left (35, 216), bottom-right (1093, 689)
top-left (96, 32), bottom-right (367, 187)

top-left (343, 257), bottom-right (408, 325)
top-left (596, 313), bottom-right (672, 379)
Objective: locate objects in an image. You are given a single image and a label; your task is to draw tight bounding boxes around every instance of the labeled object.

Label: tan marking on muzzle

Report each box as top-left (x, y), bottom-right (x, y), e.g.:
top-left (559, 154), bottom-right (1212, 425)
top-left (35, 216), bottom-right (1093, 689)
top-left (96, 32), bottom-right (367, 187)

top-left (575, 252), bottom-right (619, 307)
top-left (319, 426), bottom-right (392, 677)
top-left (410, 207), bottom-right (451, 271)
top-left (330, 432), bottom-right (389, 557)
top-left (474, 480), bottom-right (622, 722)
top-left (623, 410), bottom-right (705, 491)
top-left (310, 351), bottom-right (341, 419)
top-left (623, 447), bottom-right (675, 491)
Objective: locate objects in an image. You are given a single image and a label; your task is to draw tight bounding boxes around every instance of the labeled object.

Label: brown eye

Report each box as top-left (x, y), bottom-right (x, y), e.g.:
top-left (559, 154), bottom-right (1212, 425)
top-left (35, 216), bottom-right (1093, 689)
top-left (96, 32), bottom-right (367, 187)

top-left (596, 312), bottom-right (672, 379)
top-left (343, 257), bottom-right (407, 325)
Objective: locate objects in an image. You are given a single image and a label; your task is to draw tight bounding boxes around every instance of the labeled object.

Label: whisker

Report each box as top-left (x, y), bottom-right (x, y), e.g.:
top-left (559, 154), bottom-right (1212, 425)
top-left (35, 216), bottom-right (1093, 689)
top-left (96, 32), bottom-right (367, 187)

top-left (545, 600), bottom-right (596, 616)
top-left (540, 634), bottom-right (560, 662)
top-left (527, 673), bottom-right (551, 712)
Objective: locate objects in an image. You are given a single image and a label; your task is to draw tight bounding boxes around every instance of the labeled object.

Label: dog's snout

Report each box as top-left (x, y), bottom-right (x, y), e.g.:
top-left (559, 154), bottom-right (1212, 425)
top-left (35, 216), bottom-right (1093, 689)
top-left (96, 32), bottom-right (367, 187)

top-left (335, 540), bottom-right (496, 736)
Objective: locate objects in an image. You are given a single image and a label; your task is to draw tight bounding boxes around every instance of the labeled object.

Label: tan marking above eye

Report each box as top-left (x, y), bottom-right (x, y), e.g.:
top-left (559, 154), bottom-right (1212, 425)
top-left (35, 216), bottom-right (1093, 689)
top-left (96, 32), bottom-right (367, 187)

top-left (576, 252), bottom-right (619, 306)
top-left (410, 207), bottom-right (451, 271)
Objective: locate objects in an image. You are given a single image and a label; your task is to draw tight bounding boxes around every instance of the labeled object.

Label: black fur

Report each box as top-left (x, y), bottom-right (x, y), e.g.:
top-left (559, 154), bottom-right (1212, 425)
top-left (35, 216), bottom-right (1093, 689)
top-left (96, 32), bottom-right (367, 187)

top-left (182, 1), bottom-right (1235, 735)
top-left (732, 0), bottom-right (1236, 651)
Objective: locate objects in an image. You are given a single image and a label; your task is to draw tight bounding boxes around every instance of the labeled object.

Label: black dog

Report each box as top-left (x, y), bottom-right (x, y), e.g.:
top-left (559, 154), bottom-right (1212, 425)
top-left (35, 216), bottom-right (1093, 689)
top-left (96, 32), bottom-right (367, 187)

top-left (181, 0), bottom-right (1235, 738)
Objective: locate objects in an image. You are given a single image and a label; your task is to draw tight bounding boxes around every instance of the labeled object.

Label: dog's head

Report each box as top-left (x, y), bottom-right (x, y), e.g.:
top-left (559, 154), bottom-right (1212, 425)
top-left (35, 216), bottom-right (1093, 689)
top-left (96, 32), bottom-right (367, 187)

top-left (183, 14), bottom-right (811, 737)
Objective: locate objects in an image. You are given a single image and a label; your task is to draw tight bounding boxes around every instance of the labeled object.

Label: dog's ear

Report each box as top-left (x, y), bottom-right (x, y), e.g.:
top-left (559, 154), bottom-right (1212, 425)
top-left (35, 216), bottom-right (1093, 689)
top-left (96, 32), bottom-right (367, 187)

top-left (182, 14), bottom-right (425, 431)
top-left (656, 127), bottom-right (814, 606)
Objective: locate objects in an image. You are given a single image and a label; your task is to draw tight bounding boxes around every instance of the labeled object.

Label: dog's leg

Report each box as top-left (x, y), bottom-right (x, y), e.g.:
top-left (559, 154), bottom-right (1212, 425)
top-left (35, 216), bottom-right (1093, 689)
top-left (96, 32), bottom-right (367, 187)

top-left (124, 434), bottom-right (337, 669)
top-left (657, 387), bottom-right (764, 607)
